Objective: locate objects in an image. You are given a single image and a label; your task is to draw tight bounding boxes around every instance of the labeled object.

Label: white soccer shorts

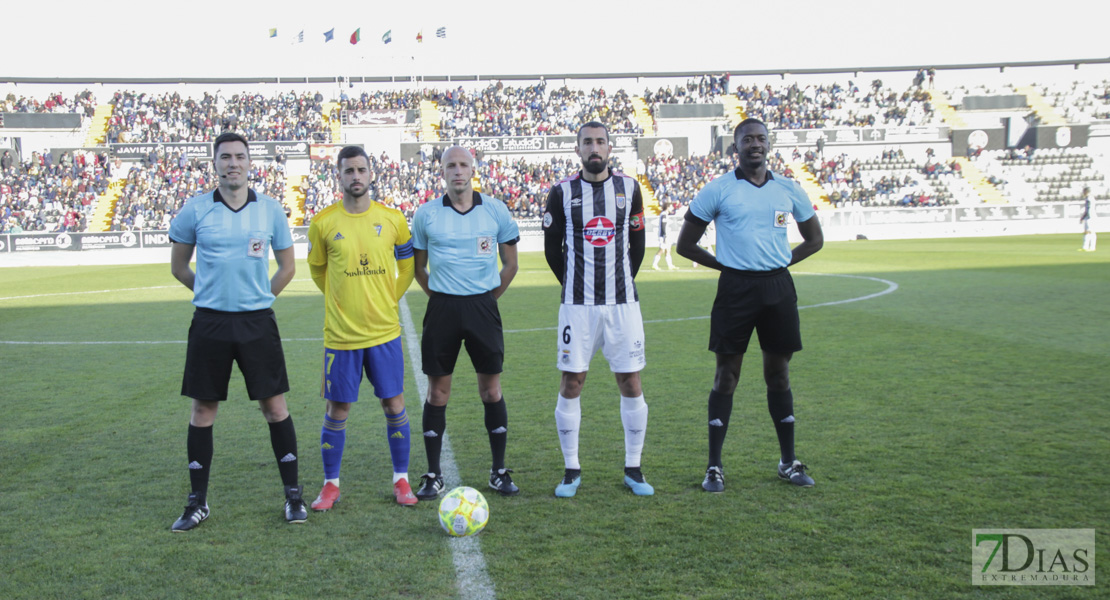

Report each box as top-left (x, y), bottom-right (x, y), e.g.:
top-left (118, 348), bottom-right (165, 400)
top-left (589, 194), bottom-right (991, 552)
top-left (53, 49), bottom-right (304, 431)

top-left (556, 302), bottom-right (646, 373)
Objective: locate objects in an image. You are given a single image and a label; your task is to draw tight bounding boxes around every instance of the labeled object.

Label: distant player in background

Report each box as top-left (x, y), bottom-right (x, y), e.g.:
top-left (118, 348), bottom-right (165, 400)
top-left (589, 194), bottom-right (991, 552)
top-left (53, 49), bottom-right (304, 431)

top-left (676, 118), bottom-right (824, 493)
top-left (1080, 187), bottom-right (1097, 251)
top-left (692, 213), bottom-right (716, 269)
top-left (542, 121), bottom-right (653, 497)
top-left (410, 145), bottom-right (521, 500)
top-left (168, 131), bottom-right (305, 531)
top-left (651, 205), bottom-right (677, 270)
top-left (306, 145), bottom-right (417, 511)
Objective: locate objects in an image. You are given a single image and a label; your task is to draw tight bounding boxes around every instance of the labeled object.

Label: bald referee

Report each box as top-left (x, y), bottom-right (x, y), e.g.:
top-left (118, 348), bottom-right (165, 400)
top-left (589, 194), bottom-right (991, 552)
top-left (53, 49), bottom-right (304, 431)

top-left (168, 132), bottom-right (306, 531)
top-left (676, 118), bottom-right (824, 493)
top-left (410, 145), bottom-right (521, 500)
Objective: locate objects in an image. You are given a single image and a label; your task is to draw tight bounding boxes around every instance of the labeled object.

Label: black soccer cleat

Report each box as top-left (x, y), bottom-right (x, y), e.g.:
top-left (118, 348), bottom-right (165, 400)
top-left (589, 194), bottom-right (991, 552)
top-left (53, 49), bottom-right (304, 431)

top-left (489, 468), bottom-right (520, 496)
top-left (171, 492), bottom-right (209, 532)
top-left (778, 460), bottom-right (815, 487)
top-left (415, 472), bottom-right (445, 501)
top-left (284, 485), bottom-right (308, 523)
top-left (702, 466), bottom-right (725, 493)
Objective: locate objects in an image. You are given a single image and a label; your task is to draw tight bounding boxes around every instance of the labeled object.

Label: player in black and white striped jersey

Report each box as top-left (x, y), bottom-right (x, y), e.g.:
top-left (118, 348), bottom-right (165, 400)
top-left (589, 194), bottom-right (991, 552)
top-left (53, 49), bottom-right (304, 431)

top-left (541, 121), bottom-right (653, 497)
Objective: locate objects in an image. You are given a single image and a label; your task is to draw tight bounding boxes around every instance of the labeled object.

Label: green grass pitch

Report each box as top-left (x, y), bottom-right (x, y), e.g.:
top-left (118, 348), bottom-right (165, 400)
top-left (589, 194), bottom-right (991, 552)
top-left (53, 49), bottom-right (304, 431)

top-left (0, 234), bottom-right (1106, 599)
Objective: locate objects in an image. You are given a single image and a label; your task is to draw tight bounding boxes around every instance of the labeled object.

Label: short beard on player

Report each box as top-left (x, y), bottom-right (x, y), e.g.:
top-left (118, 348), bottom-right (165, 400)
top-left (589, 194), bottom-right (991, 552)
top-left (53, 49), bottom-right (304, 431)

top-left (583, 156), bottom-right (607, 175)
top-left (343, 181), bottom-right (368, 199)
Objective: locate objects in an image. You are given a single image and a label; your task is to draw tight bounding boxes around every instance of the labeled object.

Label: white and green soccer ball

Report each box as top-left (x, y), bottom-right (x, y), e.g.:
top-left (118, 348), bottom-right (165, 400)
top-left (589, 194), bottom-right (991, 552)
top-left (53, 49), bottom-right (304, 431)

top-left (438, 486), bottom-right (489, 537)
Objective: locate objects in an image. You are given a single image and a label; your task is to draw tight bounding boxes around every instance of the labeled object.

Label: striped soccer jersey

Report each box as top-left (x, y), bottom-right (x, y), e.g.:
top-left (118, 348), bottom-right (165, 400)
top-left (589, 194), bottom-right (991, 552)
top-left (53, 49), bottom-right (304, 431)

top-left (543, 170), bottom-right (645, 305)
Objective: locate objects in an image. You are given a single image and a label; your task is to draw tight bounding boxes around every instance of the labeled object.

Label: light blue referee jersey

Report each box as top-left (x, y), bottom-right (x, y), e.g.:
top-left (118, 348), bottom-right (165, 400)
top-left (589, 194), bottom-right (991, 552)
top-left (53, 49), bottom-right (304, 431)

top-left (411, 192), bottom-right (520, 295)
top-left (169, 189), bottom-right (293, 311)
top-left (689, 170), bottom-right (815, 271)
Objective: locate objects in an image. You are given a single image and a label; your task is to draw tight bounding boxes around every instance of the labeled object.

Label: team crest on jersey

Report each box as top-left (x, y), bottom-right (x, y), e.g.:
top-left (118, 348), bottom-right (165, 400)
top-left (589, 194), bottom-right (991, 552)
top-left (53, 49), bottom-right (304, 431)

top-left (360, 253), bottom-right (369, 266)
top-left (248, 237), bottom-right (265, 258)
top-left (477, 236), bottom-right (494, 255)
top-left (774, 211), bottom-right (789, 228)
top-left (584, 216), bottom-right (616, 247)
top-left (374, 223), bottom-right (383, 236)
top-left (543, 212), bottom-right (553, 229)
top-left (615, 193), bottom-right (626, 209)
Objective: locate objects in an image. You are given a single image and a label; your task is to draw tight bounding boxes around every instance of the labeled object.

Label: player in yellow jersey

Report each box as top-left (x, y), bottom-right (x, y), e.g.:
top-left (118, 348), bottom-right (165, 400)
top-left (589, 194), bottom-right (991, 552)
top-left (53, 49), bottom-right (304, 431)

top-left (306, 146), bottom-right (417, 509)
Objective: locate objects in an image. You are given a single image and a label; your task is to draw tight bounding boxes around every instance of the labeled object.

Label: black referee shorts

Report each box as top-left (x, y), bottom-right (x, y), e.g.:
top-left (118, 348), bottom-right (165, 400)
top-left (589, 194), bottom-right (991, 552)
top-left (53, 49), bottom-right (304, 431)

top-left (709, 267), bottom-right (802, 356)
top-left (421, 291), bottom-right (504, 376)
top-left (181, 307), bottom-right (290, 401)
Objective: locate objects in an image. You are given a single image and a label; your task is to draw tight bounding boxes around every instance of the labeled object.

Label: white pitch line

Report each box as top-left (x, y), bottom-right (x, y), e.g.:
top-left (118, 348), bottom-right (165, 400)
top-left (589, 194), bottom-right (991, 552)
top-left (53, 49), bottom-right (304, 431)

top-left (399, 294), bottom-right (497, 600)
top-left (498, 273), bottom-right (901, 333)
top-left (0, 274), bottom-right (898, 347)
top-left (0, 285), bottom-right (181, 302)
top-left (0, 278), bottom-right (320, 302)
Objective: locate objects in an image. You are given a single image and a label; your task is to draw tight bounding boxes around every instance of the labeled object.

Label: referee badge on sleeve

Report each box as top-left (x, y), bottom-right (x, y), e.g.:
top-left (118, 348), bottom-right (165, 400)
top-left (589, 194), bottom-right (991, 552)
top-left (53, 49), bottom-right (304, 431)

top-left (774, 211), bottom-right (790, 228)
top-left (477, 236), bottom-right (494, 255)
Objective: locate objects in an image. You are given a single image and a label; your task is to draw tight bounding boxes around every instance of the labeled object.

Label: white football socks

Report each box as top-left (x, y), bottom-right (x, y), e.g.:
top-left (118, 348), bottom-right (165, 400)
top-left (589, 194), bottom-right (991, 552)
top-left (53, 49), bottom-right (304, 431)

top-left (555, 394), bottom-right (581, 470)
top-left (620, 395), bottom-right (648, 468)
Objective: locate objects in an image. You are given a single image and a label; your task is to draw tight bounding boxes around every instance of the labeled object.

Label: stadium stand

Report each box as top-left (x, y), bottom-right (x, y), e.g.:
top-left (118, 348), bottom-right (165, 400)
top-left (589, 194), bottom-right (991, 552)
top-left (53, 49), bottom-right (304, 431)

top-left (4, 65), bottom-right (1109, 234)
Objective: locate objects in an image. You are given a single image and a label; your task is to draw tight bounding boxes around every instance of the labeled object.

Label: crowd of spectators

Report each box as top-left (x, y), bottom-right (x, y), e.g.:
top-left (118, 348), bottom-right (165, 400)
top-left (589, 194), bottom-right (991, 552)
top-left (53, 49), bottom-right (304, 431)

top-left (0, 150), bottom-right (110, 233)
top-left (106, 90), bottom-right (330, 144)
top-left (643, 74), bottom-right (731, 122)
top-left (304, 152), bottom-right (436, 224)
top-left (645, 149), bottom-right (788, 208)
top-left (480, 156), bottom-right (587, 218)
top-left (735, 79), bottom-right (937, 130)
top-left (304, 151), bottom-right (617, 225)
top-left (339, 89), bottom-right (426, 111)
top-left (805, 148), bottom-right (956, 208)
top-left (435, 82), bottom-right (642, 138)
top-left (1, 90), bottom-right (98, 116)
top-left (110, 150), bottom-right (287, 232)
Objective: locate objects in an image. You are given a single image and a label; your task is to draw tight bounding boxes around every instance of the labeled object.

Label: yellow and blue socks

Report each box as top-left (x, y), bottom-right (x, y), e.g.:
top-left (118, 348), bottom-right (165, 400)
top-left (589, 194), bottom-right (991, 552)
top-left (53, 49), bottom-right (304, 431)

top-left (385, 408), bottom-right (410, 477)
top-left (321, 414), bottom-right (347, 481)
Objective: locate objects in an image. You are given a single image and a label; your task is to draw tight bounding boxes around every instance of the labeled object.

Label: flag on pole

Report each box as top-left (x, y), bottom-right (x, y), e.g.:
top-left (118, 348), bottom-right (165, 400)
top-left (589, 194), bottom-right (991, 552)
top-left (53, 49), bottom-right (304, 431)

top-left (436, 26), bottom-right (446, 39)
top-left (382, 30), bottom-right (392, 44)
top-left (324, 28), bottom-right (335, 42)
top-left (269, 28), bottom-right (278, 38)
top-left (350, 28), bottom-right (360, 44)
top-left (416, 30), bottom-right (423, 43)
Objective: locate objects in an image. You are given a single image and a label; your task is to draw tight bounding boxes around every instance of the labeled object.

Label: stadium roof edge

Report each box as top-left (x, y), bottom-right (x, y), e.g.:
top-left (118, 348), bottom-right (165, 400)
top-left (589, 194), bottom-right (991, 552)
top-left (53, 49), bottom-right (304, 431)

top-left (2, 57), bottom-right (1109, 85)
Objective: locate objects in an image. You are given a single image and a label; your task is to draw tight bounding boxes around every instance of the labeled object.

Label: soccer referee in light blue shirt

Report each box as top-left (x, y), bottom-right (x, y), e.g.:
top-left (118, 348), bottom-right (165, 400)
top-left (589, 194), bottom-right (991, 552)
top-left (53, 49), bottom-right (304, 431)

top-left (676, 118), bottom-right (824, 494)
top-left (410, 145), bottom-right (521, 501)
top-left (167, 132), bottom-right (306, 531)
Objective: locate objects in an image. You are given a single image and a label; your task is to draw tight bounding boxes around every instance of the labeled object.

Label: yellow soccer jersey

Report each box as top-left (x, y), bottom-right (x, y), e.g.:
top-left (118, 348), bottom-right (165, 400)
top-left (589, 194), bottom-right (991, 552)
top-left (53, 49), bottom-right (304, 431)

top-left (307, 201), bottom-right (414, 349)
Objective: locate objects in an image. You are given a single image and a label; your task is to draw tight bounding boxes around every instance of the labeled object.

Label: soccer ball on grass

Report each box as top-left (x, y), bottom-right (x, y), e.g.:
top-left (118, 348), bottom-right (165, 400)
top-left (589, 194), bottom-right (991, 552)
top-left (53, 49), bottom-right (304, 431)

top-left (438, 486), bottom-right (489, 537)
